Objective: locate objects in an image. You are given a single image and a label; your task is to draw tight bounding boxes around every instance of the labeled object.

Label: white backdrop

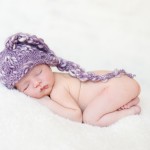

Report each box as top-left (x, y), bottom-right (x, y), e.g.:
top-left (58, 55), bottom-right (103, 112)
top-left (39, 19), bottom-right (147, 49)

top-left (0, 0), bottom-right (150, 150)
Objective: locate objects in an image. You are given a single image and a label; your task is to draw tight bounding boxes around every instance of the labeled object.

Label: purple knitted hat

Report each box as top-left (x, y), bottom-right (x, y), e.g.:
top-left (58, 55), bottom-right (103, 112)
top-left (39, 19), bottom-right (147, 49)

top-left (0, 33), bottom-right (135, 89)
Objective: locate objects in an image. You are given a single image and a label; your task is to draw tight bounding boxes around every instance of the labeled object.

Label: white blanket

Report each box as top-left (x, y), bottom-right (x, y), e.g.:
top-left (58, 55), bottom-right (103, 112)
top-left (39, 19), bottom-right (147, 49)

top-left (0, 0), bottom-right (150, 150)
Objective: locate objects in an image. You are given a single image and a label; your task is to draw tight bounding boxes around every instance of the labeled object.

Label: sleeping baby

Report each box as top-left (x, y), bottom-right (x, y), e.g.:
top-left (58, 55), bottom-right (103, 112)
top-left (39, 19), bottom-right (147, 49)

top-left (0, 33), bottom-right (141, 127)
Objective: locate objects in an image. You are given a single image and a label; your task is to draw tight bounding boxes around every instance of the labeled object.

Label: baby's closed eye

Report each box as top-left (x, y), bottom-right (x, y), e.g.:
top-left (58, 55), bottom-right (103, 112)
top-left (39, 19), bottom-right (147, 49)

top-left (35, 69), bottom-right (42, 76)
top-left (23, 83), bottom-right (30, 91)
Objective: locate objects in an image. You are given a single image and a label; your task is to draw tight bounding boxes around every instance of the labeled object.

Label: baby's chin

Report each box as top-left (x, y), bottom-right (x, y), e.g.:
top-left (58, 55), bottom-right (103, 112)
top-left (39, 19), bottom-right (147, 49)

top-left (32, 94), bottom-right (46, 99)
top-left (33, 92), bottom-right (50, 99)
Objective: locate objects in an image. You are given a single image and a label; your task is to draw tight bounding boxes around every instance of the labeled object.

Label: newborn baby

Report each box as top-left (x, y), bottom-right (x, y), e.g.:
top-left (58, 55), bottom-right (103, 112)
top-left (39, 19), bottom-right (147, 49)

top-left (0, 33), bottom-right (141, 127)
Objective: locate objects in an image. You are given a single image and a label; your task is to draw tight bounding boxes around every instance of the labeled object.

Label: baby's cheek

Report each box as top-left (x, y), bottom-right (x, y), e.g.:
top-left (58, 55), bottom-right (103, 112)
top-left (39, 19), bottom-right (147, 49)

top-left (33, 92), bottom-right (43, 99)
top-left (24, 90), bottom-right (36, 98)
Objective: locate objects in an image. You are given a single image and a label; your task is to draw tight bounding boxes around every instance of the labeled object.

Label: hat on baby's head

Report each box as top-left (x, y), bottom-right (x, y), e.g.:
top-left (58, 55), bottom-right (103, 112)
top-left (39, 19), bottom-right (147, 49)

top-left (0, 33), bottom-right (134, 89)
top-left (0, 33), bottom-right (61, 89)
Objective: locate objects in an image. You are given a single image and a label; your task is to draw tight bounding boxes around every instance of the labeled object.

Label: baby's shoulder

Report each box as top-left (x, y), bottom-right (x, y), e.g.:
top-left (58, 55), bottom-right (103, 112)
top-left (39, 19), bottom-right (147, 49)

top-left (53, 72), bottom-right (71, 83)
top-left (53, 72), bottom-right (80, 90)
top-left (50, 73), bottom-right (69, 98)
top-left (52, 72), bottom-right (80, 98)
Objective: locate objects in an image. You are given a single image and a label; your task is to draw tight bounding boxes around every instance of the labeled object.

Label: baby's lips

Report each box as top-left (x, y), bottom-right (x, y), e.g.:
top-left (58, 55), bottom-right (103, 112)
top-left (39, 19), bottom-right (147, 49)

top-left (40, 85), bottom-right (48, 91)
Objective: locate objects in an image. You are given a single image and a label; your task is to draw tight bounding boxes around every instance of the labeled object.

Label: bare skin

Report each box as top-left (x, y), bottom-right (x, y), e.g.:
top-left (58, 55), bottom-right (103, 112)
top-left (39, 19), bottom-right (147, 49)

top-left (117, 97), bottom-right (140, 111)
top-left (15, 64), bottom-right (141, 127)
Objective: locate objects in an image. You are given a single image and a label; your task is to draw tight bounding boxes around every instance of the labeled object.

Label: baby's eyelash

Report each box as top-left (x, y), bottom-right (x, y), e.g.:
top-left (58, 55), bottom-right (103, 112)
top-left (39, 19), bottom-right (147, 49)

top-left (23, 84), bottom-right (29, 91)
top-left (36, 70), bottom-right (42, 76)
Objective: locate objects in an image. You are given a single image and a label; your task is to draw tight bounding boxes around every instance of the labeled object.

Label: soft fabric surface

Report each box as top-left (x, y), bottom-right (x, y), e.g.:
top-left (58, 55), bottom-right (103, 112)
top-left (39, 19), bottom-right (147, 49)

top-left (0, 0), bottom-right (150, 150)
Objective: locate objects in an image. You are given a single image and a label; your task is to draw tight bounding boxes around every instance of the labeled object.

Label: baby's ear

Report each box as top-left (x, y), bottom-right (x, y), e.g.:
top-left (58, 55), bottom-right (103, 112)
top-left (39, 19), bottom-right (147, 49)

top-left (5, 33), bottom-right (50, 52)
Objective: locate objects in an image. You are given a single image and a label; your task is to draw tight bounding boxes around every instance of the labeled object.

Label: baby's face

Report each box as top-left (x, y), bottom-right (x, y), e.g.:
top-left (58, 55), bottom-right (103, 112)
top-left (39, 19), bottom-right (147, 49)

top-left (15, 64), bottom-right (54, 99)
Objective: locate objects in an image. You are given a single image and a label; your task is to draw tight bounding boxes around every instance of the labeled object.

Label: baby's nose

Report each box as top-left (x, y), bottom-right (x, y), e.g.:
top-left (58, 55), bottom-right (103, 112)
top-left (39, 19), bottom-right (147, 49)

top-left (33, 80), bottom-right (41, 88)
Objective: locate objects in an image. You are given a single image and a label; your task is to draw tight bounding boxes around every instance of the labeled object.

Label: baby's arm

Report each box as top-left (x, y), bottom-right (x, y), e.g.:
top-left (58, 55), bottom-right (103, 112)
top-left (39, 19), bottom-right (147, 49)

top-left (38, 94), bottom-right (82, 123)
